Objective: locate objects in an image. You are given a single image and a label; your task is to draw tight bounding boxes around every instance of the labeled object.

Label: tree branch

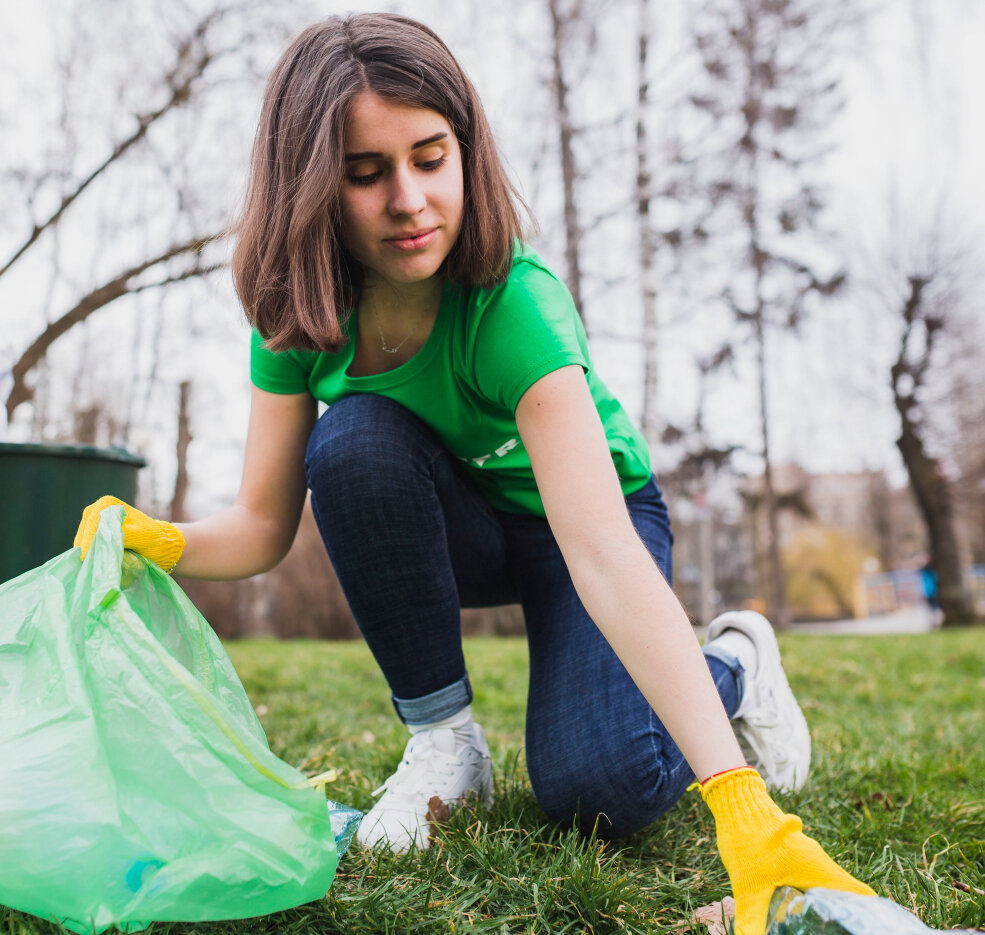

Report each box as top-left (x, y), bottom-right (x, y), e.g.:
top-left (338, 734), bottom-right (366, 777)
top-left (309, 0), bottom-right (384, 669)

top-left (0, 9), bottom-right (223, 280)
top-left (6, 232), bottom-right (226, 419)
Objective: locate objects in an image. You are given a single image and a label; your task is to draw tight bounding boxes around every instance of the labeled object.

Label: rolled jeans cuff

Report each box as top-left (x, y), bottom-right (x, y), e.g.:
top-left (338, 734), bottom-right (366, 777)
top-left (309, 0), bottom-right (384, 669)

top-left (392, 675), bottom-right (474, 726)
top-left (702, 644), bottom-right (746, 713)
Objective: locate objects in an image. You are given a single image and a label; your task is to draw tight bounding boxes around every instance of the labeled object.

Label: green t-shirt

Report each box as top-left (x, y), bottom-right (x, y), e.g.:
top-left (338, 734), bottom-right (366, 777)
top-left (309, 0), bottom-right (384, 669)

top-left (250, 249), bottom-right (652, 516)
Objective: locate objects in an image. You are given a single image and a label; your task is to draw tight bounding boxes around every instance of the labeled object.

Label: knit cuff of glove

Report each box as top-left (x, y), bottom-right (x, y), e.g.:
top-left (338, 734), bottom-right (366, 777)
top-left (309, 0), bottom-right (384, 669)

top-left (699, 766), bottom-right (796, 829)
top-left (131, 522), bottom-right (186, 573)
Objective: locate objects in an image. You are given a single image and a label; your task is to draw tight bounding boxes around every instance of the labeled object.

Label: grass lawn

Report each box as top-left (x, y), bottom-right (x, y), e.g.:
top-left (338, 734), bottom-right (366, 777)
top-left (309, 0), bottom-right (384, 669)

top-left (4, 630), bottom-right (984, 933)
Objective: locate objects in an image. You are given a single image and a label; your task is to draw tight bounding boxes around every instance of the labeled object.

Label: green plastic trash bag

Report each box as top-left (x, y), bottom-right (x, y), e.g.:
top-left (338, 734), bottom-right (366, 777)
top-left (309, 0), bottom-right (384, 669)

top-left (0, 506), bottom-right (360, 933)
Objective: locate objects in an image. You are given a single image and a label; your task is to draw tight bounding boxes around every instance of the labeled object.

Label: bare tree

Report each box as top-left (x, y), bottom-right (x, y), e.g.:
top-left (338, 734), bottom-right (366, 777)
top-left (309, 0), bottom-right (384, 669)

top-left (685, 0), bottom-right (860, 626)
top-left (636, 0), bottom-right (660, 443)
top-left (543, 0), bottom-right (611, 323)
top-left (546, 0), bottom-right (585, 319)
top-left (5, 235), bottom-right (223, 420)
top-left (840, 174), bottom-right (985, 624)
top-left (0, 1), bottom-right (300, 433)
top-left (888, 272), bottom-right (978, 625)
top-left (0, 9), bottom-right (224, 282)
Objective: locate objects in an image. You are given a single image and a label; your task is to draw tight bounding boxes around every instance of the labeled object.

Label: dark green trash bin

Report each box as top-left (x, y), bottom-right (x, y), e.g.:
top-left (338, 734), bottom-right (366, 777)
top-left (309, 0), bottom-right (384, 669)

top-left (0, 442), bottom-right (146, 584)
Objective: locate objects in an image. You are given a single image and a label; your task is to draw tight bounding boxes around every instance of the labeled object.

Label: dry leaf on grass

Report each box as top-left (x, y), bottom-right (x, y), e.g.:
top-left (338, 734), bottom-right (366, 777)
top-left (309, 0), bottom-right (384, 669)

top-left (426, 795), bottom-right (451, 842)
top-left (673, 896), bottom-right (735, 935)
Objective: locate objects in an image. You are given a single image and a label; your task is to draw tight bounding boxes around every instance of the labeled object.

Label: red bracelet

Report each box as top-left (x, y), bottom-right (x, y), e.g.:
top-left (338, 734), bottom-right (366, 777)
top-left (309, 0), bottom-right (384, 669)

top-left (698, 765), bottom-right (751, 786)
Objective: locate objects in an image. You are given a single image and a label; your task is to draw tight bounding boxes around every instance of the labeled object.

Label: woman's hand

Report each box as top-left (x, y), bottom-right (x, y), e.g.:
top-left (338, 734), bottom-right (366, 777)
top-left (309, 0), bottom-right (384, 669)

top-left (699, 767), bottom-right (875, 935)
top-left (72, 388), bottom-right (315, 582)
top-left (74, 495), bottom-right (185, 572)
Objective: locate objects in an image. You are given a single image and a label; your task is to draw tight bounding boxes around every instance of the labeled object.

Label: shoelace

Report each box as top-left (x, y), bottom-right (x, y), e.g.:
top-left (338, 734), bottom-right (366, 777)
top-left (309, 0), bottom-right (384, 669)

top-left (371, 736), bottom-right (465, 798)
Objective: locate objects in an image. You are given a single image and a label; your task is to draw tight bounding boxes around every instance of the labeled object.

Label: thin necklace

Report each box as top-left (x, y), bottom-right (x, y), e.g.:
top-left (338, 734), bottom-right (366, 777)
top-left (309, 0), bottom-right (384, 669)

top-left (373, 304), bottom-right (430, 355)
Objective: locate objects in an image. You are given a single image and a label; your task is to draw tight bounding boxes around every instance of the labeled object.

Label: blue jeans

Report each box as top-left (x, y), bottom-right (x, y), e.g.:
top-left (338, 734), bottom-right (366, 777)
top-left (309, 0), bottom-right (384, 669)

top-left (305, 394), bottom-right (743, 838)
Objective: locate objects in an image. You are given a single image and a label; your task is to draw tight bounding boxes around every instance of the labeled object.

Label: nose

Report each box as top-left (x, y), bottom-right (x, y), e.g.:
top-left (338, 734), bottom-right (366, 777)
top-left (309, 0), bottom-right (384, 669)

top-left (387, 166), bottom-right (426, 217)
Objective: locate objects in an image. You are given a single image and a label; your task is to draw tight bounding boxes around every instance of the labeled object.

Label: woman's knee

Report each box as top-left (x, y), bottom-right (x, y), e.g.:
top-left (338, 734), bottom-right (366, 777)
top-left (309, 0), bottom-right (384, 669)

top-left (304, 394), bottom-right (432, 488)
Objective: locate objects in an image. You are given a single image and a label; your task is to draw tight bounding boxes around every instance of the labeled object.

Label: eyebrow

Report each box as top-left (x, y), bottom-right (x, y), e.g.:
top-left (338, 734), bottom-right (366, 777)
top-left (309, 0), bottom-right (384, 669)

top-left (344, 132), bottom-right (449, 162)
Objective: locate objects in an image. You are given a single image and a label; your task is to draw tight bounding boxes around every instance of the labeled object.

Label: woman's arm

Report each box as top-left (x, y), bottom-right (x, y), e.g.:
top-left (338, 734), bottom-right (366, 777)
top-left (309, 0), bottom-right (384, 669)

top-left (171, 385), bottom-right (317, 580)
top-left (514, 365), bottom-right (746, 781)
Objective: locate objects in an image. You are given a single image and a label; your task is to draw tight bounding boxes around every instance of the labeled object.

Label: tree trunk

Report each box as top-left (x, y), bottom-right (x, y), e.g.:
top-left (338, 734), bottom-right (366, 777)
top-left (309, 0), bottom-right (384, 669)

top-left (891, 275), bottom-right (977, 626)
top-left (895, 411), bottom-right (975, 626)
top-left (171, 380), bottom-right (192, 523)
top-left (636, 0), bottom-right (660, 445)
top-left (742, 6), bottom-right (787, 628)
top-left (547, 0), bottom-right (585, 323)
top-left (755, 313), bottom-right (789, 628)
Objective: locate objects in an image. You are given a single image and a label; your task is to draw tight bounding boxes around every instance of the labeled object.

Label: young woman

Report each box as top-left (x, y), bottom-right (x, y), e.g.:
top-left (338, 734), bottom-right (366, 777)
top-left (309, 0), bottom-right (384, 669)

top-left (74, 14), bottom-right (875, 934)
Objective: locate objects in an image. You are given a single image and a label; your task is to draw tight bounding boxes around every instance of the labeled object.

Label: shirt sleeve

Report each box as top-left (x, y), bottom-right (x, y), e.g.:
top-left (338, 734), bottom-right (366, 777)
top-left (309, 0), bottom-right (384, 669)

top-left (472, 259), bottom-right (588, 413)
top-left (249, 328), bottom-right (315, 394)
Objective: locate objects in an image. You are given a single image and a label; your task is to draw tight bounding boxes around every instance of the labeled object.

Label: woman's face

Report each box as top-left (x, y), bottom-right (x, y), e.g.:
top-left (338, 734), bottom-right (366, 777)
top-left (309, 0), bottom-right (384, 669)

top-left (339, 90), bottom-right (464, 291)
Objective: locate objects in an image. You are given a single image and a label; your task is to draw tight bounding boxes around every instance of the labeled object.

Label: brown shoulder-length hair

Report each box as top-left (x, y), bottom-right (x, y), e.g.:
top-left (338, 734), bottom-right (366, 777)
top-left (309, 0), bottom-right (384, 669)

top-left (233, 13), bottom-right (527, 353)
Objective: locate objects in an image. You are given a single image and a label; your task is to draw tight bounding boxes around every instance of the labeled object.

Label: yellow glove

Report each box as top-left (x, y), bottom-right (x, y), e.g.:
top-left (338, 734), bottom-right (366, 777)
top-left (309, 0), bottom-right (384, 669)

top-left (699, 767), bottom-right (875, 935)
top-left (74, 495), bottom-right (185, 573)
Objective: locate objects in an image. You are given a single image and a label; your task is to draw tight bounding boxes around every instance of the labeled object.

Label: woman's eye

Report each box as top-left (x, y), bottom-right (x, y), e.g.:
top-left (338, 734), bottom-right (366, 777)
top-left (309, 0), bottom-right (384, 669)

top-left (418, 156), bottom-right (447, 172)
top-left (348, 171), bottom-right (380, 186)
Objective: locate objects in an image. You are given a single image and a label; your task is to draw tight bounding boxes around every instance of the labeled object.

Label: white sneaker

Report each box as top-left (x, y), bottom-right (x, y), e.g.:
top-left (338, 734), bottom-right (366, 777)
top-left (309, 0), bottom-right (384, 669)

top-left (356, 723), bottom-right (493, 853)
top-left (706, 610), bottom-right (811, 792)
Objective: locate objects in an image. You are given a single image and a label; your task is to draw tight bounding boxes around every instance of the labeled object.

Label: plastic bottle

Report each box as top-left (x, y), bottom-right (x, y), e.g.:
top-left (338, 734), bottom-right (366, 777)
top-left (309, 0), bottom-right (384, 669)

top-left (765, 887), bottom-right (979, 934)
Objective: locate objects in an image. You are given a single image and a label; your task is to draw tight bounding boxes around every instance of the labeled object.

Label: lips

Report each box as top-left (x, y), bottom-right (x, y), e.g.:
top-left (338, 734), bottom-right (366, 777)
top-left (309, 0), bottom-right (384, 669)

top-left (384, 228), bottom-right (438, 251)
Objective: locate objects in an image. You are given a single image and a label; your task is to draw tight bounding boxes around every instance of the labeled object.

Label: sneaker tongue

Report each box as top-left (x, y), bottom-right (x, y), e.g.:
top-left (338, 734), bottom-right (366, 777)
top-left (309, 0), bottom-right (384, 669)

top-left (421, 727), bottom-right (458, 755)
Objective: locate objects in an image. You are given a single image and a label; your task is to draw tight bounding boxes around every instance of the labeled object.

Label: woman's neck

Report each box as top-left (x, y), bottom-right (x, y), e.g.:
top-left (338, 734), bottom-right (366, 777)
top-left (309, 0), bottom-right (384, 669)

top-left (347, 273), bottom-right (444, 377)
top-left (359, 273), bottom-right (444, 323)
